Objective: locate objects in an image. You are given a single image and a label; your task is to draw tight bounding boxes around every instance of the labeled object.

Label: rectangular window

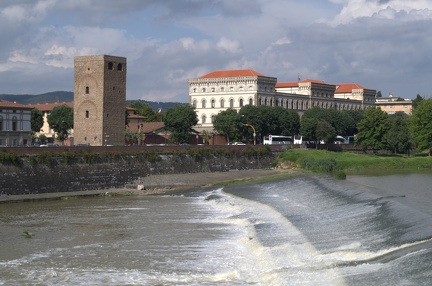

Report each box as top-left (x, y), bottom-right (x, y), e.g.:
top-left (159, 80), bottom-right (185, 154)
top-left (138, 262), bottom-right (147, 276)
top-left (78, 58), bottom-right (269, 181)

top-left (86, 110), bottom-right (89, 118)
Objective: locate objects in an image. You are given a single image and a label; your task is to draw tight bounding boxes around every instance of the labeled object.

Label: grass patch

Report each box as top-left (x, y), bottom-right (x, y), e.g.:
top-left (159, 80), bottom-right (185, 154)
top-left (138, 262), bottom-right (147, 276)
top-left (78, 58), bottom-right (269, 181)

top-left (277, 149), bottom-right (432, 177)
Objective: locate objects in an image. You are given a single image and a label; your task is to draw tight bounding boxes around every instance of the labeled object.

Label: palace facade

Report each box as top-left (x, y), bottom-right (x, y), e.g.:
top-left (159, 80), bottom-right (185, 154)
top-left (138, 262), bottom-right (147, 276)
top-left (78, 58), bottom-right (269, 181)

top-left (189, 69), bottom-right (376, 131)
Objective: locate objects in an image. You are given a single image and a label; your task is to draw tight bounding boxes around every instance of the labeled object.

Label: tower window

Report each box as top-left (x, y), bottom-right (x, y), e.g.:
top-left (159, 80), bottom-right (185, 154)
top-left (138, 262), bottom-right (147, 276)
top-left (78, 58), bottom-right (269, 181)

top-left (117, 63), bottom-right (123, 71)
top-left (86, 110), bottom-right (89, 118)
top-left (85, 86), bottom-right (89, 94)
top-left (108, 62), bottom-right (113, 70)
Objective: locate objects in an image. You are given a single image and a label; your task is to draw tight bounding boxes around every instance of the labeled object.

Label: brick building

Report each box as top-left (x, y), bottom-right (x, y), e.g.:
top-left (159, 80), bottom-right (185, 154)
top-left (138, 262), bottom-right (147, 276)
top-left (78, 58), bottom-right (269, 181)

top-left (74, 55), bottom-right (126, 146)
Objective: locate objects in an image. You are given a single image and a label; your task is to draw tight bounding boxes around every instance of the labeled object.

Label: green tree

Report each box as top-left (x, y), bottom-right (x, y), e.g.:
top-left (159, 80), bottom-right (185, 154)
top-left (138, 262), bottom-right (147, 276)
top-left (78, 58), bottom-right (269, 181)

top-left (342, 110), bottom-right (364, 136)
top-left (300, 117), bottom-right (318, 143)
top-left (129, 101), bottom-right (158, 122)
top-left (302, 107), bottom-right (349, 136)
top-left (47, 104), bottom-right (73, 143)
top-left (31, 108), bottom-right (44, 133)
top-left (412, 94), bottom-right (424, 110)
top-left (385, 112), bottom-right (412, 154)
top-left (410, 98), bottom-right (432, 155)
top-left (355, 107), bottom-right (389, 152)
top-left (272, 107), bottom-right (300, 136)
top-left (213, 108), bottom-right (241, 144)
top-left (376, 91), bottom-right (382, 98)
top-left (315, 120), bottom-right (336, 145)
top-left (163, 104), bottom-right (198, 144)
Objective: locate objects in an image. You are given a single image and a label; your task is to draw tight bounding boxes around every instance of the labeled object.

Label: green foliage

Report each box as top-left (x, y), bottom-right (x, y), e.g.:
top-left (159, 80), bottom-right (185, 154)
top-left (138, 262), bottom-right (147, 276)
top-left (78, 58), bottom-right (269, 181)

top-left (38, 134), bottom-right (47, 144)
top-left (239, 105), bottom-right (300, 143)
top-left (335, 171), bottom-right (347, 180)
top-left (129, 101), bottom-right (158, 122)
top-left (47, 104), bottom-right (73, 142)
top-left (31, 108), bottom-right (44, 133)
top-left (355, 107), bottom-right (390, 152)
top-left (300, 117), bottom-right (318, 142)
top-left (83, 152), bottom-right (99, 164)
top-left (412, 94), bottom-right (424, 110)
top-left (163, 104), bottom-right (198, 144)
top-left (61, 152), bottom-right (76, 165)
top-left (410, 98), bottom-right (432, 155)
top-left (315, 120), bottom-right (336, 144)
top-left (301, 157), bottom-right (338, 173)
top-left (36, 152), bottom-right (52, 167)
top-left (385, 112), bottom-right (412, 154)
top-left (213, 108), bottom-right (242, 143)
top-left (302, 107), bottom-right (353, 136)
top-left (278, 149), bottom-right (432, 174)
top-left (0, 152), bottom-right (21, 166)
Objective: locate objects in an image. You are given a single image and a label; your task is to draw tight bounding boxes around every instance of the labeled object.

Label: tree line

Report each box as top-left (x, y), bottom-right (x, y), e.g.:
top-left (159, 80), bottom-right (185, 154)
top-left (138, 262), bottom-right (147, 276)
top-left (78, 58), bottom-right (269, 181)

top-left (30, 95), bottom-right (432, 155)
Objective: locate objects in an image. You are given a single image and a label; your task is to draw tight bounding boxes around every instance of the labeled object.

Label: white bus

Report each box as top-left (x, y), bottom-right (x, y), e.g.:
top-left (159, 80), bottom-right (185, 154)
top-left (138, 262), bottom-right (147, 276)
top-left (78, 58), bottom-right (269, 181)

top-left (263, 135), bottom-right (292, 145)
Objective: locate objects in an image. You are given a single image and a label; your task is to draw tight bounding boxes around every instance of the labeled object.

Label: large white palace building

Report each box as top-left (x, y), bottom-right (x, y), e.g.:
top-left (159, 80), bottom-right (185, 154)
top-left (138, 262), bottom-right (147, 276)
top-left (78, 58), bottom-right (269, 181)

top-left (189, 69), bottom-right (376, 131)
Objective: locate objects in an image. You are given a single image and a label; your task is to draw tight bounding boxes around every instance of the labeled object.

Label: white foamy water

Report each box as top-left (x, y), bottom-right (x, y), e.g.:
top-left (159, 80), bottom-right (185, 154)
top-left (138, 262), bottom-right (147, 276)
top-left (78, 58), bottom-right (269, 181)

top-left (1, 174), bottom-right (432, 285)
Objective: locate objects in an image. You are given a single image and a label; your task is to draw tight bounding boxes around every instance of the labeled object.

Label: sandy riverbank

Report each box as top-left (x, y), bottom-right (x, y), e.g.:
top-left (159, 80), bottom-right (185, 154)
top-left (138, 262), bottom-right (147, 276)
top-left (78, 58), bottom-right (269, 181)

top-left (0, 168), bottom-right (296, 203)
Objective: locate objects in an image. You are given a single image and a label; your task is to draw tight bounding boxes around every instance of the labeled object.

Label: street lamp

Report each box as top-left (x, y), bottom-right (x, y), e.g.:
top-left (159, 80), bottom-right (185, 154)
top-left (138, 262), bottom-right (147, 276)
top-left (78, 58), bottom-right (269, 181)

top-left (239, 122), bottom-right (256, 145)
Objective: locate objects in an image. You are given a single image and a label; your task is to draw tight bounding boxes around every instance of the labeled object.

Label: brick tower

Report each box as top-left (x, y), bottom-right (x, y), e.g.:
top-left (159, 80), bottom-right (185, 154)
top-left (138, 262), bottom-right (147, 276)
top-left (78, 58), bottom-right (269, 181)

top-left (73, 55), bottom-right (126, 146)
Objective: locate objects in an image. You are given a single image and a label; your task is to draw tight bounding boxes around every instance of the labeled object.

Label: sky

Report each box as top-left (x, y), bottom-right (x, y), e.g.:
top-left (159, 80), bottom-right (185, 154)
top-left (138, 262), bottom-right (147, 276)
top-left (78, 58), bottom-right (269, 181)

top-left (1, 0), bottom-right (432, 103)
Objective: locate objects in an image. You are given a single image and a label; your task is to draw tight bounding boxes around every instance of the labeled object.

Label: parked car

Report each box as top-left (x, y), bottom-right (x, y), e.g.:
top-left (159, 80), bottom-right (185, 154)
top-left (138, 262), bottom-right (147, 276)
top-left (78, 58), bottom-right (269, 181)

top-left (40, 143), bottom-right (59, 147)
top-left (231, 142), bottom-right (246, 145)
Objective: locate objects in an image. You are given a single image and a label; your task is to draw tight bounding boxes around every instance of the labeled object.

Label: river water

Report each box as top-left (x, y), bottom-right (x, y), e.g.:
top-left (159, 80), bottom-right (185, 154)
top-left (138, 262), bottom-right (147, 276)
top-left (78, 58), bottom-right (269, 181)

top-left (1, 173), bottom-right (432, 285)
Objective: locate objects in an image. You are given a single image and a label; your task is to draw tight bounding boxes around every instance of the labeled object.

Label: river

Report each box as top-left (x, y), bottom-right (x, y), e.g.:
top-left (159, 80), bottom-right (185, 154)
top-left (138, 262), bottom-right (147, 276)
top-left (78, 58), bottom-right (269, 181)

top-left (1, 173), bottom-right (432, 285)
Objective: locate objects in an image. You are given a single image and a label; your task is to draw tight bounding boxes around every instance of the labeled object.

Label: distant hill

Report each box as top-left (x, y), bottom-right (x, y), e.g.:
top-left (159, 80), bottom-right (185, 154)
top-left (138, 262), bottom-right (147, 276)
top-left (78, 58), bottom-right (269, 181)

top-left (0, 91), bottom-right (74, 105)
top-left (0, 91), bottom-right (184, 111)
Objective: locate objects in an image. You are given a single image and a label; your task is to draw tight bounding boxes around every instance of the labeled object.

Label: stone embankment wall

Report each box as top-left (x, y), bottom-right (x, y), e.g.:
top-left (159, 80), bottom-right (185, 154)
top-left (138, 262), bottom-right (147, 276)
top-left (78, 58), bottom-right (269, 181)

top-left (0, 147), bottom-right (276, 196)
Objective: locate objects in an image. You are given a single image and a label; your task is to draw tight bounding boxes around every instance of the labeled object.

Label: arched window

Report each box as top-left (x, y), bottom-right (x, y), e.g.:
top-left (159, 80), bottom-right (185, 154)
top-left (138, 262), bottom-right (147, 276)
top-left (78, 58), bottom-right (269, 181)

top-left (202, 100), bottom-right (206, 108)
top-left (220, 87), bottom-right (225, 92)
top-left (211, 115), bottom-right (216, 123)
top-left (249, 98), bottom-right (253, 105)
top-left (193, 100), bottom-right (197, 108)
top-left (12, 116), bottom-right (17, 131)
top-left (85, 110), bottom-right (89, 118)
top-left (117, 63), bottom-right (123, 71)
top-left (220, 98), bottom-right (225, 108)
top-left (85, 86), bottom-right (89, 94)
top-left (239, 98), bottom-right (243, 107)
top-left (201, 114), bottom-right (206, 124)
top-left (108, 62), bottom-right (113, 70)
top-left (211, 99), bottom-right (215, 108)
top-left (230, 99), bottom-right (234, 108)
top-left (202, 87), bottom-right (206, 93)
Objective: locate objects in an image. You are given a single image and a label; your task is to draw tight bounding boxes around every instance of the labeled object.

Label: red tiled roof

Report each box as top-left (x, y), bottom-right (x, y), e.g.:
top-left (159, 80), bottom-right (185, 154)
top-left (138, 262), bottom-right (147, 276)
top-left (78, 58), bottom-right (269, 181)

top-left (335, 83), bottom-right (365, 93)
top-left (128, 114), bottom-right (147, 120)
top-left (0, 99), bottom-right (33, 109)
top-left (141, 122), bottom-right (165, 133)
top-left (199, 69), bottom-right (265, 78)
top-left (275, 82), bottom-right (299, 88)
top-left (28, 102), bottom-right (74, 112)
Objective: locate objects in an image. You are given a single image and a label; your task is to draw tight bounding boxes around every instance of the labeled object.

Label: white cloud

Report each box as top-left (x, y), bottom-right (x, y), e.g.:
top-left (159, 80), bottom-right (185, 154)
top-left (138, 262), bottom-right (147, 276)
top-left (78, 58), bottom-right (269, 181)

top-left (216, 37), bottom-right (241, 54)
top-left (330, 0), bottom-right (432, 25)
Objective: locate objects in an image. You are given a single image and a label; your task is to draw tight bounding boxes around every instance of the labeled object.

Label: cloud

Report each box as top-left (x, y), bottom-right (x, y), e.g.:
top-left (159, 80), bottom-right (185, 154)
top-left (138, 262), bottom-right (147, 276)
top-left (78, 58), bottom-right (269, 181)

top-left (329, 0), bottom-right (432, 25)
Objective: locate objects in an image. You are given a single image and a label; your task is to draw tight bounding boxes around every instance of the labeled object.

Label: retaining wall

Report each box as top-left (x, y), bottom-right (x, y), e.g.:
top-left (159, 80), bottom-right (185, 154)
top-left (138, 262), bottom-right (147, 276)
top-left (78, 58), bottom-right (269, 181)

top-left (0, 149), bottom-right (276, 196)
